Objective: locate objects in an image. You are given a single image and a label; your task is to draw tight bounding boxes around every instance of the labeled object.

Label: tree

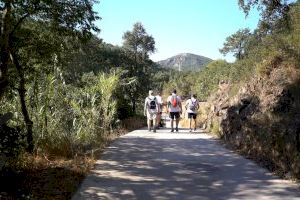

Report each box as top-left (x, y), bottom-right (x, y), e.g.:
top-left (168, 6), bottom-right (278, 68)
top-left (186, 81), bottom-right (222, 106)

top-left (238, 0), bottom-right (290, 33)
top-left (0, 0), bottom-right (100, 153)
top-left (122, 22), bottom-right (156, 114)
top-left (219, 28), bottom-right (251, 60)
top-left (238, 0), bottom-right (289, 18)
top-left (123, 22), bottom-right (155, 60)
top-left (0, 0), bottom-right (100, 99)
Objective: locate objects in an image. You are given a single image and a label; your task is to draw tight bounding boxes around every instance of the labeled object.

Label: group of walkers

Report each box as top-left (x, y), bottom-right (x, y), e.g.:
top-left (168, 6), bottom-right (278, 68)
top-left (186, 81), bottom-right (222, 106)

top-left (143, 89), bottom-right (199, 132)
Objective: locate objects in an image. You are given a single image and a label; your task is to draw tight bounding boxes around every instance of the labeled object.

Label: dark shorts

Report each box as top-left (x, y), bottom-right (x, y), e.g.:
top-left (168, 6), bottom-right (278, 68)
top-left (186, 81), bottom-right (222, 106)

top-left (169, 112), bottom-right (180, 120)
top-left (188, 113), bottom-right (197, 119)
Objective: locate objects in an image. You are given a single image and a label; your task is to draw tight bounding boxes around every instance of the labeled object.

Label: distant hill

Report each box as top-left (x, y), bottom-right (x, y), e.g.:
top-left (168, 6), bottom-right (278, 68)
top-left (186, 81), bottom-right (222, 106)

top-left (157, 53), bottom-right (213, 71)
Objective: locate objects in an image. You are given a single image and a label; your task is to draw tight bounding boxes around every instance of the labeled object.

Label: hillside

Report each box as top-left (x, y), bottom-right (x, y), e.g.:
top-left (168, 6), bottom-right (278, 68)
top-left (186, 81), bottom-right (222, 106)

top-left (203, 63), bottom-right (300, 179)
top-left (157, 53), bottom-right (213, 71)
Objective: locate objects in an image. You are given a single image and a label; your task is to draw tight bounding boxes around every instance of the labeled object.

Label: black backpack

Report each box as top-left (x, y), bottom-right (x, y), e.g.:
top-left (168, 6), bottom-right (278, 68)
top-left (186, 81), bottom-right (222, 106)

top-left (148, 97), bottom-right (156, 109)
top-left (189, 99), bottom-right (197, 111)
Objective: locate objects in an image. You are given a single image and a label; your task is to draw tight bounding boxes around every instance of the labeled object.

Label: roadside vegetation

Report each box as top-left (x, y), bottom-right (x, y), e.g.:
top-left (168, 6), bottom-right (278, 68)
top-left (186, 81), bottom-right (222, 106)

top-left (1, 0), bottom-right (300, 199)
top-left (0, 2), bottom-right (153, 198)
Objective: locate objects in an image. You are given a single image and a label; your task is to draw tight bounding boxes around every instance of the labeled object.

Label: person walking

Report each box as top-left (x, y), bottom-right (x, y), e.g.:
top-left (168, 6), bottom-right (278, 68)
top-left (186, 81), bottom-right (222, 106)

top-left (167, 89), bottom-right (182, 132)
top-left (185, 94), bottom-right (199, 132)
top-left (155, 91), bottom-right (163, 129)
top-left (144, 90), bottom-right (159, 132)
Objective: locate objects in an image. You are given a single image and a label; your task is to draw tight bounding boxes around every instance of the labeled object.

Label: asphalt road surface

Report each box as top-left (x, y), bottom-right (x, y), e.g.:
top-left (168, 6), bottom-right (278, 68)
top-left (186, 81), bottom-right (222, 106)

top-left (72, 128), bottom-right (300, 200)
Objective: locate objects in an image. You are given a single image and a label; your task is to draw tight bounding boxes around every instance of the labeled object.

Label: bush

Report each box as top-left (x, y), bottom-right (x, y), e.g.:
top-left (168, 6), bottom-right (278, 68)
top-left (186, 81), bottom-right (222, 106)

top-left (210, 120), bottom-right (221, 137)
top-left (0, 124), bottom-right (25, 158)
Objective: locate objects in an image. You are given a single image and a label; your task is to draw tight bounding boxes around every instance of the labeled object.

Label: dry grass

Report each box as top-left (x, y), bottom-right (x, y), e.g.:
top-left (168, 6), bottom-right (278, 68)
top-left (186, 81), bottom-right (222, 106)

top-left (0, 154), bottom-right (93, 200)
top-left (179, 101), bottom-right (210, 129)
top-left (121, 116), bottom-right (147, 131)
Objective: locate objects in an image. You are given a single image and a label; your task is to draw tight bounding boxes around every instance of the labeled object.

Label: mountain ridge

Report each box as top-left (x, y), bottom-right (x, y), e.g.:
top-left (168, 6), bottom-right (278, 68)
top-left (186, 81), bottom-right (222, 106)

top-left (157, 53), bottom-right (213, 71)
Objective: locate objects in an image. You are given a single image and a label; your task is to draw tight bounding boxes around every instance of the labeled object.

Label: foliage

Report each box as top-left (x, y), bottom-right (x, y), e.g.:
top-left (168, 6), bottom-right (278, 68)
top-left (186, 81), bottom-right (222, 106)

top-left (0, 0), bottom-right (100, 98)
top-left (210, 120), bottom-right (221, 137)
top-left (238, 0), bottom-right (290, 33)
top-left (30, 71), bottom-right (121, 157)
top-left (122, 22), bottom-right (156, 114)
top-left (123, 22), bottom-right (155, 59)
top-left (0, 125), bottom-right (25, 158)
top-left (219, 28), bottom-right (252, 60)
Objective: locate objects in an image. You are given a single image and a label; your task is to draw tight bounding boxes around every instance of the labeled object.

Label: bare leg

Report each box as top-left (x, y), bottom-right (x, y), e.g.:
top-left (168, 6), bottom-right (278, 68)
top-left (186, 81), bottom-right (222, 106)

top-left (194, 118), bottom-right (197, 130)
top-left (175, 117), bottom-right (180, 132)
top-left (153, 118), bottom-right (157, 132)
top-left (171, 118), bottom-right (174, 132)
top-left (156, 114), bottom-right (161, 128)
top-left (147, 119), bottom-right (151, 131)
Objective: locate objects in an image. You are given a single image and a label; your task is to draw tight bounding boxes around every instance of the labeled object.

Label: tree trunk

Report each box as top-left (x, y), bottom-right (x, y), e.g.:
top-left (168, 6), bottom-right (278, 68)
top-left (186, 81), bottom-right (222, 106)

top-left (0, 2), bottom-right (12, 100)
top-left (131, 97), bottom-right (136, 115)
top-left (11, 52), bottom-right (34, 153)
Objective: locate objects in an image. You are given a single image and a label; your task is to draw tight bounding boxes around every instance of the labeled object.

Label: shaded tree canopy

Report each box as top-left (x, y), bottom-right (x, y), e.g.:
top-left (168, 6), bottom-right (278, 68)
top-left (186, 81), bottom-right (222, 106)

top-left (0, 0), bottom-right (100, 99)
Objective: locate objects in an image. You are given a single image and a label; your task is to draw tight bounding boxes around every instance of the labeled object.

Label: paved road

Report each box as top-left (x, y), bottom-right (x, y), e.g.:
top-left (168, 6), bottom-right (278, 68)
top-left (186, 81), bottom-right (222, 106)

top-left (72, 128), bottom-right (300, 200)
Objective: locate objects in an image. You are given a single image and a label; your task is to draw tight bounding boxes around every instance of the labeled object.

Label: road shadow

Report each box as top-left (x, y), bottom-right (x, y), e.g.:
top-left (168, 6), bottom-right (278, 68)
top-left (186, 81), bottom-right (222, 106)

top-left (73, 130), bottom-right (300, 200)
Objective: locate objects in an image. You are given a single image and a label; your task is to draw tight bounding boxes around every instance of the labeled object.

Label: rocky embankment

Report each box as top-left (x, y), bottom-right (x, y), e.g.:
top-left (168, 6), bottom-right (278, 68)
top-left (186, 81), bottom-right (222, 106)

top-left (205, 65), bottom-right (300, 180)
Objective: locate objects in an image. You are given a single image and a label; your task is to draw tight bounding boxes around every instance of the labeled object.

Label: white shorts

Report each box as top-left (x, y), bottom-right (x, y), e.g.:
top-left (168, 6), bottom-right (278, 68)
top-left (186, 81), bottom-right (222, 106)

top-left (147, 110), bottom-right (157, 120)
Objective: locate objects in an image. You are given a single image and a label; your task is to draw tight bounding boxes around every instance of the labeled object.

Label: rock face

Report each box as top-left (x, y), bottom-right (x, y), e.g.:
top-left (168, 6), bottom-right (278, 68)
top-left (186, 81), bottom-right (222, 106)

top-left (206, 66), bottom-right (300, 180)
top-left (157, 53), bottom-right (213, 71)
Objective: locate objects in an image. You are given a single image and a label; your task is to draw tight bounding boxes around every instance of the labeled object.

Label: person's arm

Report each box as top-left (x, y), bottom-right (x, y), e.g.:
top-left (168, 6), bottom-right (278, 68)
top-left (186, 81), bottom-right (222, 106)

top-left (185, 100), bottom-right (188, 110)
top-left (160, 98), bottom-right (164, 113)
top-left (179, 97), bottom-right (183, 114)
top-left (166, 97), bottom-right (170, 113)
top-left (144, 98), bottom-right (147, 116)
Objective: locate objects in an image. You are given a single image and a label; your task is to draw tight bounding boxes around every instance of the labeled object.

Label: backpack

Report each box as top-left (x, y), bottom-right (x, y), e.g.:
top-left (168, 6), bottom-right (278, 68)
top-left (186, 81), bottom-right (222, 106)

top-left (189, 99), bottom-right (197, 111)
top-left (148, 97), bottom-right (156, 109)
top-left (171, 96), bottom-right (177, 107)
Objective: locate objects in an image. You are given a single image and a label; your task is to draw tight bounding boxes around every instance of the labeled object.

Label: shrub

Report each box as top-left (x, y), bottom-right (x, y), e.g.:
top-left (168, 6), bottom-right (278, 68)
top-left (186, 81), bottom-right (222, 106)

top-left (210, 120), bottom-right (222, 137)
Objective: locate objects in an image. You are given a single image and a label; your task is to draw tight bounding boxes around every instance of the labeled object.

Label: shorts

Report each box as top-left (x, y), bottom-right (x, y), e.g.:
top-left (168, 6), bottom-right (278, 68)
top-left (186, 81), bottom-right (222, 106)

top-left (169, 112), bottom-right (180, 120)
top-left (188, 113), bottom-right (197, 119)
top-left (147, 111), bottom-right (157, 120)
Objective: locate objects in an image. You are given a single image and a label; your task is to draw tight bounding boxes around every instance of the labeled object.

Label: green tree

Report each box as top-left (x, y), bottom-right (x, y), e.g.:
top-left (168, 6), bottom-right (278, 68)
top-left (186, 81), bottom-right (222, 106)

top-left (122, 22), bottom-right (156, 114)
top-left (238, 0), bottom-right (290, 34)
top-left (0, 0), bottom-right (100, 98)
top-left (238, 0), bottom-right (289, 19)
top-left (123, 22), bottom-right (155, 60)
top-left (0, 0), bottom-right (100, 153)
top-left (219, 28), bottom-right (251, 60)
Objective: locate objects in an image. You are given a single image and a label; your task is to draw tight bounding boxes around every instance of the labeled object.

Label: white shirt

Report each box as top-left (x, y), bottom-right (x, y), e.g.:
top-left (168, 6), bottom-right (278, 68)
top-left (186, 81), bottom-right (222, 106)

top-left (155, 95), bottom-right (163, 105)
top-left (144, 95), bottom-right (159, 113)
top-left (186, 97), bottom-right (199, 114)
top-left (167, 93), bottom-right (182, 112)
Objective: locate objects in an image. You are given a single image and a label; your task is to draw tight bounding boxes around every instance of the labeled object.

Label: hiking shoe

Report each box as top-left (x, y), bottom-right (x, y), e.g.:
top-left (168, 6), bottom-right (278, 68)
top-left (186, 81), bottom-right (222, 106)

top-left (189, 129), bottom-right (192, 132)
top-left (170, 129), bottom-right (174, 132)
top-left (194, 128), bottom-right (196, 131)
top-left (175, 127), bottom-right (179, 132)
top-left (148, 128), bottom-right (151, 132)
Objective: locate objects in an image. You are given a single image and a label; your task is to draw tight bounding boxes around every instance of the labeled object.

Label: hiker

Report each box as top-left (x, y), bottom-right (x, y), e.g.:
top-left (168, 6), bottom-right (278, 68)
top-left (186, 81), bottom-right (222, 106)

top-left (156, 91), bottom-right (163, 129)
top-left (185, 94), bottom-right (199, 132)
top-left (167, 89), bottom-right (182, 132)
top-left (144, 90), bottom-right (159, 132)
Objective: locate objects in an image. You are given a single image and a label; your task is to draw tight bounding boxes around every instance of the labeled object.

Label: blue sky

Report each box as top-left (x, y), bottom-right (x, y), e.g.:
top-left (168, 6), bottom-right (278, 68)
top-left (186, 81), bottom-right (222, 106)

top-left (94, 0), bottom-right (260, 62)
